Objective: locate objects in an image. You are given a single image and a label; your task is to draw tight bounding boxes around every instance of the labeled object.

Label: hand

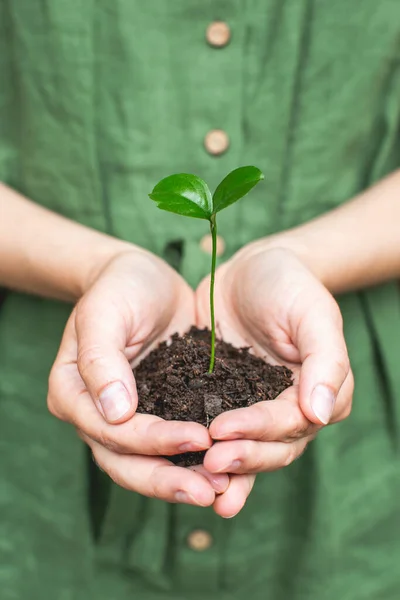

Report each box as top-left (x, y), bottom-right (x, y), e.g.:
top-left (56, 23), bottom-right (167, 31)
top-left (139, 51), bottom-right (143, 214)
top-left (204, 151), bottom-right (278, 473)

top-left (48, 249), bottom-right (229, 507)
top-left (196, 246), bottom-right (353, 517)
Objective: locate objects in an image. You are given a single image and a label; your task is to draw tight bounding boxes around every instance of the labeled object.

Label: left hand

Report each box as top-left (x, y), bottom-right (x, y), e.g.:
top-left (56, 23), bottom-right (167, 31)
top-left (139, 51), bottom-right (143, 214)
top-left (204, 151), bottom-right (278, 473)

top-left (48, 249), bottom-right (229, 508)
top-left (195, 245), bottom-right (353, 517)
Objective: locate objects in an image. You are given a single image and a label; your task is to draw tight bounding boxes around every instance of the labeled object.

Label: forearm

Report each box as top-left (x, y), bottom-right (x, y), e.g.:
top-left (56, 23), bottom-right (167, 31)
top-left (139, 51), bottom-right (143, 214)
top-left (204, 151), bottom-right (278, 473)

top-left (0, 183), bottom-right (138, 302)
top-left (250, 170), bottom-right (400, 294)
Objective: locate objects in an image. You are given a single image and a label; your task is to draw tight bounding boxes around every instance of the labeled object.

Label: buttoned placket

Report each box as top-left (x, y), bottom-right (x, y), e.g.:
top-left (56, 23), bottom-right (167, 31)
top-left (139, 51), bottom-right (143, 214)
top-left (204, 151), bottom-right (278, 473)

top-left (174, 7), bottom-right (245, 595)
top-left (179, 7), bottom-right (246, 289)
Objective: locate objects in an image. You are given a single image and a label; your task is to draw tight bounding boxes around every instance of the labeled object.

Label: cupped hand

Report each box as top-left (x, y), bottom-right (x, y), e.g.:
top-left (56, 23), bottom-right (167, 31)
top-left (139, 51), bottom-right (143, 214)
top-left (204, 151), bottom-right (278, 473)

top-left (48, 249), bottom-right (229, 507)
top-left (196, 246), bottom-right (353, 517)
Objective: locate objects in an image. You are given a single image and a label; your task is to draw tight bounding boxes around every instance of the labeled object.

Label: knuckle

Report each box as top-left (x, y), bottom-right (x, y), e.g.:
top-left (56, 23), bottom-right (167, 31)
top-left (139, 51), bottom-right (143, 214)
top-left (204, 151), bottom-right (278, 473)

top-left (151, 482), bottom-right (164, 501)
top-left (251, 403), bottom-right (275, 441)
top-left (332, 369), bottom-right (354, 423)
top-left (77, 345), bottom-right (105, 376)
top-left (333, 349), bottom-right (350, 378)
top-left (253, 453), bottom-right (266, 472)
top-left (97, 429), bottom-right (121, 453)
top-left (242, 441), bottom-right (264, 471)
top-left (283, 410), bottom-right (307, 440)
top-left (145, 423), bottom-right (166, 455)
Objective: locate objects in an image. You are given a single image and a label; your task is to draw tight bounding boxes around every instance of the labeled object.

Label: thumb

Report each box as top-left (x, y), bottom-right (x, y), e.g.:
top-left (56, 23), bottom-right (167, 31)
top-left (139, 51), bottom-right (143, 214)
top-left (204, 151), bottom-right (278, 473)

top-left (296, 293), bottom-right (350, 425)
top-left (75, 297), bottom-right (138, 424)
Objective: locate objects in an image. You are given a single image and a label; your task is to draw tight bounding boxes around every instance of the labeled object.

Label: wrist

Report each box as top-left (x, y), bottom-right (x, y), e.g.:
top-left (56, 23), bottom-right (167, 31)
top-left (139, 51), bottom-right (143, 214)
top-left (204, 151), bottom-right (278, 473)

top-left (0, 182), bottom-right (163, 302)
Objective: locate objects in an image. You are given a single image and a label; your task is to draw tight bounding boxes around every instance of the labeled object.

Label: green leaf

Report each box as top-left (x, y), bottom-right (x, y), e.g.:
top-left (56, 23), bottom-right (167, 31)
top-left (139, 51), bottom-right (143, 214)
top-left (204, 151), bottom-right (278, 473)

top-left (149, 173), bottom-right (212, 220)
top-left (212, 166), bottom-right (264, 214)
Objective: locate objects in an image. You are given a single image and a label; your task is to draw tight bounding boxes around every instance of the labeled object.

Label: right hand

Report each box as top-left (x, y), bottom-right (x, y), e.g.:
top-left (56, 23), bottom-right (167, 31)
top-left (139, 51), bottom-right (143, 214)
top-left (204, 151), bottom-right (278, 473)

top-left (195, 245), bottom-right (352, 517)
top-left (48, 249), bottom-right (229, 507)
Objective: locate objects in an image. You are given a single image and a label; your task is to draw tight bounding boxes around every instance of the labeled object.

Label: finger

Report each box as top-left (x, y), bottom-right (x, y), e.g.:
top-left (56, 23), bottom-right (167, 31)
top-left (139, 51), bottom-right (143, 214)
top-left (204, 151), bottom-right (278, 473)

top-left (329, 368), bottom-right (354, 423)
top-left (54, 376), bottom-right (211, 457)
top-left (50, 345), bottom-right (213, 456)
top-left (81, 411), bottom-right (212, 456)
top-left (209, 386), bottom-right (319, 443)
top-left (190, 465), bottom-right (230, 494)
top-left (204, 437), bottom-right (310, 474)
top-left (74, 294), bottom-right (139, 423)
top-left (87, 436), bottom-right (215, 507)
top-left (213, 475), bottom-right (256, 518)
top-left (294, 293), bottom-right (350, 425)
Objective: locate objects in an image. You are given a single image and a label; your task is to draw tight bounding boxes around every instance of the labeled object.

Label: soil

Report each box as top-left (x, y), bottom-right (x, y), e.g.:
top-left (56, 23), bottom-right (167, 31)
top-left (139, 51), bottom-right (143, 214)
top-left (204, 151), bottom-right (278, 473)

top-left (135, 327), bottom-right (293, 466)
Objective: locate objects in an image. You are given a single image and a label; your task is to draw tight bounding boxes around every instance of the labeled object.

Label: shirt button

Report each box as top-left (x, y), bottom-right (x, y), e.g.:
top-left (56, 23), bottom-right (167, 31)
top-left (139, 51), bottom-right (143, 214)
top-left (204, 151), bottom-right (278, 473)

top-left (204, 129), bottom-right (229, 156)
top-left (200, 233), bottom-right (226, 257)
top-left (206, 21), bottom-right (231, 48)
top-left (187, 529), bottom-right (213, 551)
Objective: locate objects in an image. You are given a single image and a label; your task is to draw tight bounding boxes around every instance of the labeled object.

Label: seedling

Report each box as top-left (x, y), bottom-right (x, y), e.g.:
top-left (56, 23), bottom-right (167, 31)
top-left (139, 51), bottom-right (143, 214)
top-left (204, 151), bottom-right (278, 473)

top-left (149, 166), bottom-right (264, 373)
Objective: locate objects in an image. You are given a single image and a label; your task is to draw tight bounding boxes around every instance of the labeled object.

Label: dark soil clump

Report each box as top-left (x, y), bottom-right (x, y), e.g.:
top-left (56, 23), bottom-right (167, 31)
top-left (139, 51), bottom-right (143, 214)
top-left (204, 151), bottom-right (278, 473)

top-left (135, 327), bottom-right (293, 466)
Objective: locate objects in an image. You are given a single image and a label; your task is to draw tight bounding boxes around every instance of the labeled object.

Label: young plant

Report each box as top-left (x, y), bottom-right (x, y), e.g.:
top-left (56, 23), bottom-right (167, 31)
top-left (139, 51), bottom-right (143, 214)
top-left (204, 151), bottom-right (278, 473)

top-left (149, 166), bottom-right (264, 373)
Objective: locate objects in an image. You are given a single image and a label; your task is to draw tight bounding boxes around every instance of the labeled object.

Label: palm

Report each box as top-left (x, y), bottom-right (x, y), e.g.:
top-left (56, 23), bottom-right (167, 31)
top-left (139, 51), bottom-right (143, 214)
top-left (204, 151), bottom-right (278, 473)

top-left (48, 251), bottom-right (231, 513)
top-left (196, 249), bottom-right (322, 378)
top-left (193, 247), bottom-right (353, 517)
top-left (94, 252), bottom-right (196, 365)
top-left (196, 247), bottom-right (352, 426)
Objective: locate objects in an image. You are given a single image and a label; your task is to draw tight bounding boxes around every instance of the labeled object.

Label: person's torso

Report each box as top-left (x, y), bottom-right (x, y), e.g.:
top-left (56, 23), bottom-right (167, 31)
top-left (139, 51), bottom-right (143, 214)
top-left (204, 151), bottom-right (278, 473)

top-left (0, 3), bottom-right (400, 599)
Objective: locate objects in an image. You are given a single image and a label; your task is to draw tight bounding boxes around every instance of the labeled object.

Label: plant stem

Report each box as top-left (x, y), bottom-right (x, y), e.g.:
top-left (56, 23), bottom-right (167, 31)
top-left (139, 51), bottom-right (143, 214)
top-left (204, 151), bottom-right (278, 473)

top-left (208, 213), bottom-right (217, 373)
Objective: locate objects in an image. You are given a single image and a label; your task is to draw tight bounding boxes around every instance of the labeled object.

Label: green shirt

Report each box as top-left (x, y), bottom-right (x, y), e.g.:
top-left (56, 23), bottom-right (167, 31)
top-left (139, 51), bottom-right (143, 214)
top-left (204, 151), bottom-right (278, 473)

top-left (0, 2), bottom-right (399, 599)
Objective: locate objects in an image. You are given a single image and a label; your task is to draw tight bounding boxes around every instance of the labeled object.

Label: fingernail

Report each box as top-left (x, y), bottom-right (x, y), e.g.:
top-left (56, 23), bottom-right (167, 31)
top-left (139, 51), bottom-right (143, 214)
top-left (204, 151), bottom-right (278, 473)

top-left (175, 491), bottom-right (199, 505)
top-left (224, 512), bottom-right (240, 519)
top-left (216, 459), bottom-right (241, 473)
top-left (215, 430), bottom-right (242, 441)
top-left (228, 460), bottom-right (242, 472)
top-left (178, 441), bottom-right (207, 453)
top-left (311, 385), bottom-right (335, 424)
top-left (99, 381), bottom-right (131, 422)
top-left (208, 474), bottom-right (229, 494)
